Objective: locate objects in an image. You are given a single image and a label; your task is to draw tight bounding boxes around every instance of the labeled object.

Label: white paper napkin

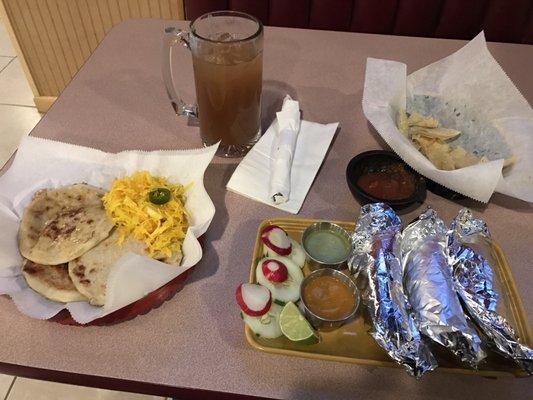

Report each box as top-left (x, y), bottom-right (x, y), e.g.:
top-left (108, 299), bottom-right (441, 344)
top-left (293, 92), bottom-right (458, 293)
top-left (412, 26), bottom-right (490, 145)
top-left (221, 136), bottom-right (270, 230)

top-left (362, 32), bottom-right (533, 203)
top-left (0, 136), bottom-right (218, 324)
top-left (269, 95), bottom-right (301, 204)
top-left (227, 118), bottom-right (338, 214)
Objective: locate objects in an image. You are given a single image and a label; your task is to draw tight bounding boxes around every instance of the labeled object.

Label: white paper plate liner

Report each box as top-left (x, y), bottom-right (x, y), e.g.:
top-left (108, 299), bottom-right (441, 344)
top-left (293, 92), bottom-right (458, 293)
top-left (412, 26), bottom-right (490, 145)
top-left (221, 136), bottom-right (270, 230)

top-left (362, 32), bottom-right (533, 203)
top-left (0, 136), bottom-right (218, 323)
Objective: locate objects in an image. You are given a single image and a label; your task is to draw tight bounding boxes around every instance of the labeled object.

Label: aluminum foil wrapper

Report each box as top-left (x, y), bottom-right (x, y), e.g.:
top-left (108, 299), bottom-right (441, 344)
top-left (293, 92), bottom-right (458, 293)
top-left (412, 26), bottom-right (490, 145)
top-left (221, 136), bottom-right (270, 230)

top-left (399, 207), bottom-right (486, 368)
top-left (349, 203), bottom-right (437, 377)
top-left (448, 209), bottom-right (533, 374)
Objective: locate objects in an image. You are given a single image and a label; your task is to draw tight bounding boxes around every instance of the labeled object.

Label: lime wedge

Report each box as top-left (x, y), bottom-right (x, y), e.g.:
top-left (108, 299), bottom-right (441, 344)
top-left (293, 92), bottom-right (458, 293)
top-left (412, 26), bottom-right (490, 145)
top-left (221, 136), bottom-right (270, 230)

top-left (280, 302), bottom-right (318, 343)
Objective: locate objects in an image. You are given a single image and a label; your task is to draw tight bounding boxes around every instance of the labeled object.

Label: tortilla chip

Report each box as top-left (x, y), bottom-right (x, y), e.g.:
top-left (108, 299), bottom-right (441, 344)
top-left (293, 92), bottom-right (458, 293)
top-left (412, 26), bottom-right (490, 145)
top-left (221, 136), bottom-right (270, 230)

top-left (397, 111), bottom-right (409, 137)
top-left (449, 146), bottom-right (480, 169)
top-left (410, 126), bottom-right (461, 141)
top-left (503, 156), bottom-right (516, 168)
top-left (425, 141), bottom-right (455, 170)
top-left (411, 134), bottom-right (436, 153)
top-left (407, 112), bottom-right (439, 128)
top-left (396, 110), bottom-right (514, 172)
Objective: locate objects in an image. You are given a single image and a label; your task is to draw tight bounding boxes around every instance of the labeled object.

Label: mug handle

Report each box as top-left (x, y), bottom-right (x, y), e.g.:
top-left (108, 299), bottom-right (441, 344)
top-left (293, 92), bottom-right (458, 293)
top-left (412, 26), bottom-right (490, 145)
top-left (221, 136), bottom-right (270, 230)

top-left (162, 27), bottom-right (198, 118)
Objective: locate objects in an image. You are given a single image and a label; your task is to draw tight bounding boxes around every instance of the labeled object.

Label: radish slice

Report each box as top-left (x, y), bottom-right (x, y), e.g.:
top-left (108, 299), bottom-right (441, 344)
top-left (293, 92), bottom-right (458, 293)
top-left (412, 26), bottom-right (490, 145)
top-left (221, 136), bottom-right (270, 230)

top-left (236, 283), bottom-right (272, 317)
top-left (262, 259), bottom-right (289, 283)
top-left (261, 225), bottom-right (292, 256)
top-left (256, 255), bottom-right (304, 303)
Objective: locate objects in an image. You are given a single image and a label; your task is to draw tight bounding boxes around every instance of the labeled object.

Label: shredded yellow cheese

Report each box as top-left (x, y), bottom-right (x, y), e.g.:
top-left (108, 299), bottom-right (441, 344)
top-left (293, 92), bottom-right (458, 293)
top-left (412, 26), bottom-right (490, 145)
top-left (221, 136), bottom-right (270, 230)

top-left (102, 171), bottom-right (190, 259)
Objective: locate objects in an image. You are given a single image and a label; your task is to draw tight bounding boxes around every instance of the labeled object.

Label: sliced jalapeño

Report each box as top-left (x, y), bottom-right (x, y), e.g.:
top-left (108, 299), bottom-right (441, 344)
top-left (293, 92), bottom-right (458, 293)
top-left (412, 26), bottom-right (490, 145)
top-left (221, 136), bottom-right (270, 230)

top-left (149, 187), bottom-right (171, 204)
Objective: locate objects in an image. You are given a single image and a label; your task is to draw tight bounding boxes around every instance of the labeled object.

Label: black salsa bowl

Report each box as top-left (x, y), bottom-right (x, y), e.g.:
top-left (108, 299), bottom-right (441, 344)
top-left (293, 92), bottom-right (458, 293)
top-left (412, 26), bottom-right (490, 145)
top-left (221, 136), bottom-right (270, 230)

top-left (346, 150), bottom-right (427, 211)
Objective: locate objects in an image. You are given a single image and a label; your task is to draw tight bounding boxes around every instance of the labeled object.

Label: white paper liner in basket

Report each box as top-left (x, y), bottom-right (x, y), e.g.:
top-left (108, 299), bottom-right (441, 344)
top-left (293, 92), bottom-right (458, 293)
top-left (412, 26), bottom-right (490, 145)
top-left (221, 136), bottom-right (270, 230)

top-left (362, 32), bottom-right (533, 203)
top-left (0, 136), bottom-right (218, 324)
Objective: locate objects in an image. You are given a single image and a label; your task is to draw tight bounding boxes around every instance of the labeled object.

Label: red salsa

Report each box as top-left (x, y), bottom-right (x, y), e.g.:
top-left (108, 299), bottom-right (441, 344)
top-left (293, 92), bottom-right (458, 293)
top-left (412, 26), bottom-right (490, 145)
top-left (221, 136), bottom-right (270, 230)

top-left (357, 163), bottom-right (415, 200)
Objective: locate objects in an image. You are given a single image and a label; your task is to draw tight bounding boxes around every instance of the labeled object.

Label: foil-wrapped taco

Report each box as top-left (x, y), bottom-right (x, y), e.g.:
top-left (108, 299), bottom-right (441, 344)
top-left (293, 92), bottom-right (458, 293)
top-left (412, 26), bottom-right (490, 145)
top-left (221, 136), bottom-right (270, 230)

top-left (448, 209), bottom-right (533, 374)
top-left (398, 207), bottom-right (485, 367)
top-left (349, 203), bottom-right (437, 377)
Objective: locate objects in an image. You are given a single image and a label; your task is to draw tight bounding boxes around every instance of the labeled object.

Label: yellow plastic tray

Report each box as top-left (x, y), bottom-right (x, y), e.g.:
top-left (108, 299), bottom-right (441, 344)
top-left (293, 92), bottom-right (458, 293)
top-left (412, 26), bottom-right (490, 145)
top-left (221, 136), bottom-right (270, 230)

top-left (245, 217), bottom-right (532, 378)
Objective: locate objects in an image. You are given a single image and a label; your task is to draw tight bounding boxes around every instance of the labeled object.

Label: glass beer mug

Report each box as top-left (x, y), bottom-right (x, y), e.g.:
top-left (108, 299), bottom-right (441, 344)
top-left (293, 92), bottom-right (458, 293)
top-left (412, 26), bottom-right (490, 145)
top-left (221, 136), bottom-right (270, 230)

top-left (163, 11), bottom-right (263, 157)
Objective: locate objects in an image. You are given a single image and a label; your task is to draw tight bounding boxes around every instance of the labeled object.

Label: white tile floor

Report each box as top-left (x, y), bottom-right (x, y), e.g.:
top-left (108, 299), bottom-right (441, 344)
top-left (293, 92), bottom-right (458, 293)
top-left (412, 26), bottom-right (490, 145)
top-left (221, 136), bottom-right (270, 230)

top-left (0, 17), bottom-right (39, 168)
top-left (0, 16), bottom-right (169, 400)
top-left (8, 378), bottom-right (166, 400)
top-left (0, 55), bottom-right (11, 70)
top-left (0, 57), bottom-right (37, 106)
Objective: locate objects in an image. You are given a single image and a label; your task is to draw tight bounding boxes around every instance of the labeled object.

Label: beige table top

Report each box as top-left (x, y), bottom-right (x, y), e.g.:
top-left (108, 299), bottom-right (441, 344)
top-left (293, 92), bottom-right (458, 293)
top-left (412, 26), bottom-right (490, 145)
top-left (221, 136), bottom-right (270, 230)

top-left (1, 19), bottom-right (532, 399)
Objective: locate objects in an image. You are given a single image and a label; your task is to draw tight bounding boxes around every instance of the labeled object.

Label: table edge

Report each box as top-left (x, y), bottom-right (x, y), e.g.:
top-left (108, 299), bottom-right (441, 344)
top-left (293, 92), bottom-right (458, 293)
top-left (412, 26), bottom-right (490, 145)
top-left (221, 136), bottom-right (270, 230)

top-left (0, 361), bottom-right (270, 400)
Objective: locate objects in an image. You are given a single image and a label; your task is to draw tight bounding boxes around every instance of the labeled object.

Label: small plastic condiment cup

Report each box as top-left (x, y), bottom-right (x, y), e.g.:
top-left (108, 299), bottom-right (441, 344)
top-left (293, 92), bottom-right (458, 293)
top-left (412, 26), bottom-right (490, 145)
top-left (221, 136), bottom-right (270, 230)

top-left (300, 268), bottom-right (360, 331)
top-left (301, 221), bottom-right (353, 270)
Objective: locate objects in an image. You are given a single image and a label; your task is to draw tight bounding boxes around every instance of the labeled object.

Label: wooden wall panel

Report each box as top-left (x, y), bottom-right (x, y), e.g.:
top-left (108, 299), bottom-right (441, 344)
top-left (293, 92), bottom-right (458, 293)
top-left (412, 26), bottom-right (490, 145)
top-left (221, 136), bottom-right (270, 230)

top-left (160, 0), bottom-right (172, 19)
top-left (97, 0), bottom-right (115, 33)
top-left (35, 1), bottom-right (71, 88)
top-left (5, 0), bottom-right (52, 95)
top-left (67, 1), bottom-right (94, 60)
top-left (117, 0), bottom-right (131, 19)
top-left (2, 0), bottom-right (184, 104)
top-left (24, 0), bottom-right (63, 94)
top-left (139, 1), bottom-right (151, 18)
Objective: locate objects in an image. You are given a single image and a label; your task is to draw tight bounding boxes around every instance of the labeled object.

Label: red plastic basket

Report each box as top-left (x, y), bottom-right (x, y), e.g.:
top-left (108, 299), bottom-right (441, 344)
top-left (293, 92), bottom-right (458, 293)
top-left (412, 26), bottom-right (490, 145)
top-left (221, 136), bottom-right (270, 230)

top-left (49, 269), bottom-right (191, 326)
